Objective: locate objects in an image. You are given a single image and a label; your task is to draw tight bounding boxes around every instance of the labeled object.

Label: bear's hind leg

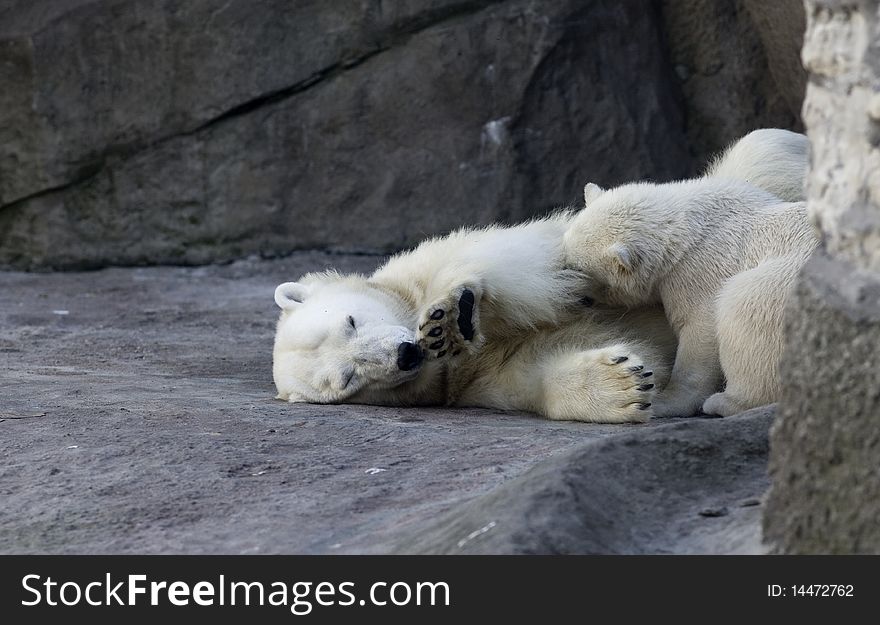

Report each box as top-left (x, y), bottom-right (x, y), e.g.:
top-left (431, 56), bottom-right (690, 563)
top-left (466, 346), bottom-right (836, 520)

top-left (540, 344), bottom-right (656, 423)
top-left (702, 390), bottom-right (752, 417)
top-left (705, 258), bottom-right (794, 415)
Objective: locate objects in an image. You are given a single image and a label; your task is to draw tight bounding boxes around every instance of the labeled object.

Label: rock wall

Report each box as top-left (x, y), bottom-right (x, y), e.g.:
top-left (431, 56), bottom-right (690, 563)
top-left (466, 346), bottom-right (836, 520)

top-left (660, 0), bottom-right (806, 166)
top-left (764, 0), bottom-right (880, 554)
top-left (0, 0), bottom-right (804, 269)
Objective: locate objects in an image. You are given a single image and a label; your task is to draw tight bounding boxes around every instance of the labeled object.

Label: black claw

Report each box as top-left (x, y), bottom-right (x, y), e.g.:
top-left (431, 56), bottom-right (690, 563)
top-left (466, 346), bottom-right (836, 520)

top-left (429, 339), bottom-right (445, 350)
top-left (628, 365), bottom-right (644, 372)
top-left (637, 383), bottom-right (655, 391)
top-left (427, 326), bottom-right (443, 337)
top-left (638, 402), bottom-right (652, 410)
top-left (437, 349), bottom-right (447, 357)
top-left (430, 309), bottom-right (445, 320)
top-left (612, 356), bottom-right (629, 364)
top-left (641, 371), bottom-right (653, 378)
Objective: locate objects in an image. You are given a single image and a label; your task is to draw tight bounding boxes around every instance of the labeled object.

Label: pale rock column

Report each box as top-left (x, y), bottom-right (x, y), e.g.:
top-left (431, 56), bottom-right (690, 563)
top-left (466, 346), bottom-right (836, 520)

top-left (764, 0), bottom-right (880, 553)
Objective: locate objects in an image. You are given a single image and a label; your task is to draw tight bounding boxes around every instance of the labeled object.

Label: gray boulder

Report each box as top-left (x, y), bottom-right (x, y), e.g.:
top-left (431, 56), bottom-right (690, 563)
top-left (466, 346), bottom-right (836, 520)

top-left (391, 407), bottom-right (772, 554)
top-left (0, 0), bottom-right (693, 269)
top-left (660, 0), bottom-right (806, 166)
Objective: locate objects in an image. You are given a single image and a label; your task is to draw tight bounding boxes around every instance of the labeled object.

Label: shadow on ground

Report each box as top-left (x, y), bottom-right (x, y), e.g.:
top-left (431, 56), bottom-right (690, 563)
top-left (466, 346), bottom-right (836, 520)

top-left (0, 254), bottom-right (770, 554)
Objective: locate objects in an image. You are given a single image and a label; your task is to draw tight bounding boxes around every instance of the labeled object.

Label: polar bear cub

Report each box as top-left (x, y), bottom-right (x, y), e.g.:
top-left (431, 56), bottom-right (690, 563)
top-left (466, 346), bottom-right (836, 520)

top-left (703, 128), bottom-right (808, 202)
top-left (562, 130), bottom-right (817, 417)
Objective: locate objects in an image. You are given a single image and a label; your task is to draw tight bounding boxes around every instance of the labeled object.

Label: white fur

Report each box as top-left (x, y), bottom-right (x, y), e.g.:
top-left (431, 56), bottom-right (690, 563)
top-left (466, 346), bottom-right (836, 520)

top-left (563, 130), bottom-right (816, 417)
top-left (703, 128), bottom-right (809, 202)
top-left (273, 275), bottom-right (426, 404)
top-left (273, 127), bottom-right (809, 421)
top-left (273, 215), bottom-right (676, 423)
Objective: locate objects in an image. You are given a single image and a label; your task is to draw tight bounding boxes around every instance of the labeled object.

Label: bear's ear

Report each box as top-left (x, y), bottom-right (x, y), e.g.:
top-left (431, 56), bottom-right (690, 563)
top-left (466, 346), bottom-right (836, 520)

top-left (583, 182), bottom-right (605, 207)
top-left (607, 242), bottom-right (637, 273)
top-left (274, 282), bottom-right (310, 310)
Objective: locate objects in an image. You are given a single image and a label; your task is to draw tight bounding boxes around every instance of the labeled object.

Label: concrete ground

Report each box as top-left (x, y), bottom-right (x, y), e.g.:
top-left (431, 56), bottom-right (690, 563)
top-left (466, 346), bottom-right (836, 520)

top-left (0, 253), bottom-right (770, 554)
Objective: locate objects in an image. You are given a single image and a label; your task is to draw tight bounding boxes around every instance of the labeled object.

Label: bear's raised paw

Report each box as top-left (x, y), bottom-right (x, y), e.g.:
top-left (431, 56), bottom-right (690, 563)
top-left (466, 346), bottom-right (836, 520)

top-left (417, 285), bottom-right (482, 359)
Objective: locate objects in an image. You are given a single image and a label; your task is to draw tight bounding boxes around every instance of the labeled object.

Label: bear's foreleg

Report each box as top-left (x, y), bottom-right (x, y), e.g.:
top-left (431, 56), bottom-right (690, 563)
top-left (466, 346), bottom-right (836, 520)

top-left (417, 283), bottom-right (484, 360)
top-left (651, 319), bottom-right (723, 417)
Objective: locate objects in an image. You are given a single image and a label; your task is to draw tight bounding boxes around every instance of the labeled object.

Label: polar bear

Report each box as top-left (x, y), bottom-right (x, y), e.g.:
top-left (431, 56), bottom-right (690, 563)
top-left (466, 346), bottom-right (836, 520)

top-left (273, 216), bottom-right (675, 423)
top-left (703, 128), bottom-right (808, 202)
top-left (562, 129), bottom-right (816, 418)
top-left (273, 127), bottom-right (809, 423)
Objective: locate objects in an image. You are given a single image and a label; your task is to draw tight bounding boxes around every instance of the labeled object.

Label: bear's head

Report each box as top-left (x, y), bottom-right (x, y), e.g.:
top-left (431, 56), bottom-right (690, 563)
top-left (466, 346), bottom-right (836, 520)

top-left (562, 182), bottom-right (667, 308)
top-left (272, 272), bottom-right (429, 404)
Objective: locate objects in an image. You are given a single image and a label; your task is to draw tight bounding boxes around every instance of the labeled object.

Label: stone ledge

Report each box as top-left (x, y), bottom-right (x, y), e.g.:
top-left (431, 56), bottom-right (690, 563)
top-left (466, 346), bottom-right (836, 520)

top-left (765, 252), bottom-right (880, 554)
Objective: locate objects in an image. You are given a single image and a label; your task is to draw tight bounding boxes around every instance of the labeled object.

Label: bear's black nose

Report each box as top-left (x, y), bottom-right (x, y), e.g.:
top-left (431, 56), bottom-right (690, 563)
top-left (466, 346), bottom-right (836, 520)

top-left (396, 342), bottom-right (423, 371)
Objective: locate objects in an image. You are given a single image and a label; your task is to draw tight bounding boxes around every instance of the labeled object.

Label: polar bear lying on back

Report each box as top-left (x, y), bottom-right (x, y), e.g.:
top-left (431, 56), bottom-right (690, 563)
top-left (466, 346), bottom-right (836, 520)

top-left (562, 129), bottom-right (815, 417)
top-left (273, 128), bottom-right (808, 423)
top-left (273, 220), bottom-right (673, 422)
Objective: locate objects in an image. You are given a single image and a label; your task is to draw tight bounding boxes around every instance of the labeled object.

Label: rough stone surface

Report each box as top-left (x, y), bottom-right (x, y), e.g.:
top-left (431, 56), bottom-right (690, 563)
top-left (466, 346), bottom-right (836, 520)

top-left (740, 0), bottom-right (808, 118)
top-left (766, 255), bottom-right (880, 554)
top-left (393, 407), bottom-right (773, 554)
top-left (0, 254), bottom-right (771, 554)
top-left (0, 1), bottom-right (809, 270)
top-left (799, 1), bottom-right (880, 273)
top-left (660, 0), bottom-right (805, 166)
top-left (0, 0), bottom-right (693, 269)
top-left (764, 0), bottom-right (880, 554)
top-left (0, 0), bottom-right (497, 205)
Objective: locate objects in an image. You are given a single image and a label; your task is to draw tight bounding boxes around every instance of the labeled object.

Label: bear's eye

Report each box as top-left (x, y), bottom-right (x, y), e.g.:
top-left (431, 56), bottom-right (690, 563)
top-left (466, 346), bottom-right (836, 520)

top-left (347, 315), bottom-right (356, 330)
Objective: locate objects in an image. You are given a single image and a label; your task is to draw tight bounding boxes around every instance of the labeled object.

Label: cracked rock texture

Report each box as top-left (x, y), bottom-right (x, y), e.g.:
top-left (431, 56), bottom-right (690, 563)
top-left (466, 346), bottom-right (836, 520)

top-left (0, 0), bottom-right (803, 269)
top-left (0, 254), bottom-right (770, 554)
top-left (764, 0), bottom-right (880, 554)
